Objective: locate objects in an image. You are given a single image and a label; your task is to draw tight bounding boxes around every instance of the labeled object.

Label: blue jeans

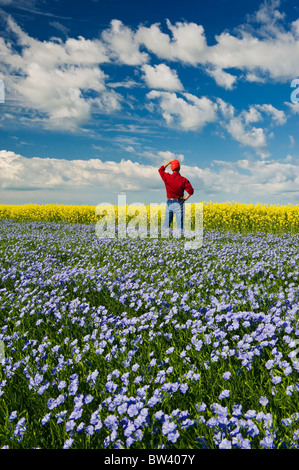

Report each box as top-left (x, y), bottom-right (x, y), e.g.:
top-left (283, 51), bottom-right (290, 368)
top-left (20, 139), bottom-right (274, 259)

top-left (163, 199), bottom-right (185, 232)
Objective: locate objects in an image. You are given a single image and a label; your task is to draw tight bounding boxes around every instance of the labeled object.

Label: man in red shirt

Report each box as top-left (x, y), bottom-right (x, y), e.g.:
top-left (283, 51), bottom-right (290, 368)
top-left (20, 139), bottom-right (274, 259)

top-left (158, 158), bottom-right (194, 234)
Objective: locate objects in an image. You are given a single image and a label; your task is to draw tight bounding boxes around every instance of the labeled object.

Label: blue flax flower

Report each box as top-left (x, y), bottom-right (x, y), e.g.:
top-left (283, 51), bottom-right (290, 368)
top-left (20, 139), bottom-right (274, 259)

top-left (223, 371), bottom-right (231, 380)
top-left (41, 413), bottom-right (51, 425)
top-left (259, 396), bottom-right (269, 406)
top-left (168, 430), bottom-right (180, 443)
top-left (85, 425), bottom-right (94, 436)
top-left (56, 410), bottom-right (67, 424)
top-left (162, 421), bottom-right (177, 436)
top-left (58, 380), bottom-right (66, 391)
top-left (84, 394), bottom-right (94, 405)
top-left (124, 423), bottom-right (136, 438)
top-left (232, 404), bottom-right (242, 417)
top-left (66, 420), bottom-right (76, 432)
top-left (63, 438), bottom-right (74, 449)
top-left (232, 434), bottom-right (251, 449)
top-left (181, 419), bottom-right (195, 429)
top-left (260, 436), bottom-right (274, 449)
top-left (104, 415), bottom-right (118, 431)
top-left (244, 410), bottom-right (257, 419)
top-left (76, 422), bottom-right (85, 433)
top-left (219, 438), bottom-right (232, 449)
top-left (14, 418), bottom-right (27, 440)
top-left (8, 411), bottom-right (17, 422)
top-left (219, 389), bottom-right (230, 400)
top-left (196, 402), bottom-right (207, 412)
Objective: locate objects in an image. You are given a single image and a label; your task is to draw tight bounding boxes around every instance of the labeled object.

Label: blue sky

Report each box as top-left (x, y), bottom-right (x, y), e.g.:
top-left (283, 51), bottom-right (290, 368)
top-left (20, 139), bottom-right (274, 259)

top-left (0, 0), bottom-right (299, 206)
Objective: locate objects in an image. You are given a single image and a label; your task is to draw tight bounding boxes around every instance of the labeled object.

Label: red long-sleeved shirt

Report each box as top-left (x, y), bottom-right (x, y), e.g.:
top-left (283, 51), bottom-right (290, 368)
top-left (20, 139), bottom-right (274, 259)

top-left (158, 165), bottom-right (194, 199)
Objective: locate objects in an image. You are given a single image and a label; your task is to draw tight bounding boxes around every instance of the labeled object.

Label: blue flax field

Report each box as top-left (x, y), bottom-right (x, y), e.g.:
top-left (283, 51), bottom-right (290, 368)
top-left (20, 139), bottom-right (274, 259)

top-left (0, 219), bottom-right (299, 449)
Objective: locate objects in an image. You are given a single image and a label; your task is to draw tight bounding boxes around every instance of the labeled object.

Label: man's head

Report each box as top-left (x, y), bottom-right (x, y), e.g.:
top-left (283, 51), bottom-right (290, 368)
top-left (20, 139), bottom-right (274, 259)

top-left (171, 159), bottom-right (180, 172)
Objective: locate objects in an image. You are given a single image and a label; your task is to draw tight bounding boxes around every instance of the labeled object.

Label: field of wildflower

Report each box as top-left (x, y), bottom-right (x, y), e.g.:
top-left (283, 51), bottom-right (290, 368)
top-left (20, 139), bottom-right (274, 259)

top-left (1, 202), bottom-right (299, 449)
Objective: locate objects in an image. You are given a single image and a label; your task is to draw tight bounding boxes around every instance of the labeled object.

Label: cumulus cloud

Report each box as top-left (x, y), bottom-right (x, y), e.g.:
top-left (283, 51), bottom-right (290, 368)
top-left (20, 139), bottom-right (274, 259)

top-left (1, 3), bottom-right (298, 135)
top-left (205, 67), bottom-right (237, 90)
top-left (101, 19), bottom-right (148, 66)
top-left (217, 98), bottom-right (287, 158)
top-left (147, 90), bottom-right (218, 131)
top-left (0, 3), bottom-right (297, 164)
top-left (0, 150), bottom-right (160, 193)
top-left (0, 15), bottom-right (122, 131)
top-left (225, 118), bottom-right (268, 157)
top-left (136, 19), bottom-right (207, 65)
top-left (182, 156), bottom-right (299, 204)
top-left (240, 103), bottom-right (286, 126)
top-left (2, 149), bottom-right (299, 206)
top-left (245, 0), bottom-right (286, 37)
top-left (241, 106), bottom-right (263, 124)
top-left (141, 64), bottom-right (183, 91)
top-left (146, 92), bottom-right (285, 157)
top-left (285, 101), bottom-right (299, 115)
top-left (135, 2), bottom-right (299, 84)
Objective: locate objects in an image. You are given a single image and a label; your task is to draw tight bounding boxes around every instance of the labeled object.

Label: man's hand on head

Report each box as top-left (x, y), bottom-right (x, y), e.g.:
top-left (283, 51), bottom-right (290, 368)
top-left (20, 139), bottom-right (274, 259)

top-left (163, 159), bottom-right (174, 168)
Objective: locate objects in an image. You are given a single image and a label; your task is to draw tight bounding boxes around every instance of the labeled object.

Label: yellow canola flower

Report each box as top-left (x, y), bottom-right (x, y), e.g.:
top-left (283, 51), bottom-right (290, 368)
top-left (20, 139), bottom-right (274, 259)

top-left (1, 201), bottom-right (299, 235)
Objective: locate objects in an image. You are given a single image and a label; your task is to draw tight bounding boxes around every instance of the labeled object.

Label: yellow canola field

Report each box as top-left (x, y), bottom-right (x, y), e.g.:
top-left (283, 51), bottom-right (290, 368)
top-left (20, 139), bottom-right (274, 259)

top-left (0, 201), bottom-right (299, 234)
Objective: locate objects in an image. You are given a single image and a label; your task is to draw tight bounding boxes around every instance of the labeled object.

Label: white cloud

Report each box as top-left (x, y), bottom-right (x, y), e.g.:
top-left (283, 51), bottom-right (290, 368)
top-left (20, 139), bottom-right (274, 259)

top-left (245, 72), bottom-right (267, 83)
top-left (216, 98), bottom-right (235, 119)
top-left (292, 18), bottom-right (299, 38)
top-left (147, 90), bottom-right (217, 131)
top-left (135, 4), bottom-right (299, 84)
top-left (289, 135), bottom-right (295, 148)
top-left (0, 149), bottom-right (183, 194)
top-left (240, 103), bottom-right (286, 126)
top-left (107, 79), bottom-right (142, 89)
top-left (217, 98), bottom-right (287, 157)
top-left (0, 15), bottom-right (122, 131)
top-left (1, 4), bottom-right (298, 136)
top-left (225, 118), bottom-right (268, 157)
top-left (136, 19), bottom-right (207, 65)
top-left (50, 21), bottom-right (69, 37)
top-left (182, 156), bottom-right (299, 204)
top-left (246, 0), bottom-right (286, 37)
top-left (0, 150), bottom-right (157, 193)
top-left (141, 64), bottom-right (183, 91)
top-left (241, 106), bottom-right (263, 124)
top-left (101, 19), bottom-right (148, 66)
top-left (146, 92), bottom-right (284, 158)
top-left (3, 150), bottom-right (299, 206)
top-left (285, 101), bottom-right (299, 115)
top-left (0, 4), bottom-right (297, 149)
top-left (255, 103), bottom-right (286, 125)
top-left (205, 67), bottom-right (237, 90)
